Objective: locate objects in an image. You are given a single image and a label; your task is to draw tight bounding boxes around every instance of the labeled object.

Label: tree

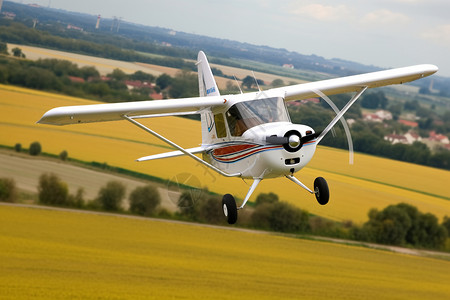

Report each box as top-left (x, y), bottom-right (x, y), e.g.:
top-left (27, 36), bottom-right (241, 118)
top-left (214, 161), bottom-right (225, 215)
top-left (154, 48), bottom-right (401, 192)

top-left (363, 203), bottom-right (448, 248)
top-left (0, 178), bottom-right (17, 203)
top-left (108, 68), bottom-right (127, 81)
top-left (255, 192), bottom-right (279, 206)
top-left (251, 202), bottom-right (309, 233)
top-left (38, 173), bottom-right (69, 206)
top-left (130, 70), bottom-right (154, 82)
top-left (11, 47), bottom-right (25, 58)
top-left (177, 191), bottom-right (197, 220)
top-left (59, 150), bottom-right (68, 161)
top-left (361, 91), bottom-right (388, 109)
top-left (14, 143), bottom-right (22, 152)
top-left (29, 141), bottom-right (42, 156)
top-left (156, 73), bottom-right (172, 90)
top-left (96, 181), bottom-right (126, 212)
top-left (168, 70), bottom-right (198, 98)
top-left (129, 185), bottom-right (161, 216)
top-left (271, 79), bottom-right (285, 88)
top-left (442, 216), bottom-right (450, 235)
top-left (79, 66), bottom-right (100, 80)
top-left (0, 42), bottom-right (8, 55)
top-left (242, 75), bottom-right (255, 90)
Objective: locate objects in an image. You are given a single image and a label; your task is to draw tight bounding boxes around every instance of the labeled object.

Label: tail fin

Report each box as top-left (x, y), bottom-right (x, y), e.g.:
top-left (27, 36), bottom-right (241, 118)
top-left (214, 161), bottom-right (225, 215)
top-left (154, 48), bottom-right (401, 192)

top-left (197, 51), bottom-right (220, 145)
top-left (197, 51), bottom-right (220, 97)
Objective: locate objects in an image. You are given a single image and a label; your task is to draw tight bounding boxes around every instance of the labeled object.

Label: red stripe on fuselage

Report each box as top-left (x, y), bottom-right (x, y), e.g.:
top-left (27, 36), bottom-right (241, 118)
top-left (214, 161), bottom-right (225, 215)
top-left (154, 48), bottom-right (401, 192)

top-left (213, 144), bottom-right (258, 156)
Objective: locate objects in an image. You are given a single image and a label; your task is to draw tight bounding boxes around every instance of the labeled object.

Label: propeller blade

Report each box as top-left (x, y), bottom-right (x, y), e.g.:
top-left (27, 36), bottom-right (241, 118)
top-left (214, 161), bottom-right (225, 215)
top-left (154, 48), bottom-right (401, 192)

top-left (301, 132), bottom-right (320, 143)
top-left (266, 135), bottom-right (288, 145)
top-left (311, 87), bottom-right (367, 164)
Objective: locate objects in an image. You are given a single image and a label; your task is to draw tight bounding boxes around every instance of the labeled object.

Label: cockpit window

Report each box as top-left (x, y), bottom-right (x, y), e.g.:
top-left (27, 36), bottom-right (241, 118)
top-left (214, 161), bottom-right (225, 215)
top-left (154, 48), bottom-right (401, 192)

top-left (214, 113), bottom-right (227, 138)
top-left (225, 97), bottom-right (289, 136)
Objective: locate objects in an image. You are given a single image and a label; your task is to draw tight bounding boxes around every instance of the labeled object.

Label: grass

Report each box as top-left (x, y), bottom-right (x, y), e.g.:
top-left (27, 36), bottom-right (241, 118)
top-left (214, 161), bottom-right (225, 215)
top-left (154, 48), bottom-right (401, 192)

top-left (1, 204), bottom-right (450, 300)
top-left (1, 84), bottom-right (449, 222)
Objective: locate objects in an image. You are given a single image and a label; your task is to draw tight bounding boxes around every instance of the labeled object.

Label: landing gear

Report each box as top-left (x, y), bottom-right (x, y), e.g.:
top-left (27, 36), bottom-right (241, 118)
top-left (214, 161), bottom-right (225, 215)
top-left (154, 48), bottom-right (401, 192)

top-left (286, 175), bottom-right (330, 205)
top-left (222, 194), bottom-right (237, 224)
top-left (314, 177), bottom-right (329, 205)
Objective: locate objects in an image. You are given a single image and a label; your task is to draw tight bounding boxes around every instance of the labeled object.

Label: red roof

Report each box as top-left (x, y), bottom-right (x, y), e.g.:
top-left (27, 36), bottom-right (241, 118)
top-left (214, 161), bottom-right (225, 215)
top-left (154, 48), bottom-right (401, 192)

top-left (68, 76), bottom-right (85, 83)
top-left (398, 119), bottom-right (418, 127)
top-left (150, 92), bottom-right (163, 100)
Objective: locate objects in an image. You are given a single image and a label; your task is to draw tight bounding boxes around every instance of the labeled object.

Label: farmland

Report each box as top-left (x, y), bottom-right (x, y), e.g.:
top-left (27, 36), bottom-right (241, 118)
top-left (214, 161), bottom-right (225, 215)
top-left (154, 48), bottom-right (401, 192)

top-left (1, 84), bottom-right (449, 222)
top-left (1, 204), bottom-right (449, 299)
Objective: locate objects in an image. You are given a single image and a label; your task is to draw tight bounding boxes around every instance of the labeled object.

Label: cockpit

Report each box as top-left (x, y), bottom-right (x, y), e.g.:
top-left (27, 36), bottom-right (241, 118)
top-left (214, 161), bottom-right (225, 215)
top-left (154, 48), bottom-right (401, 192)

top-left (224, 97), bottom-right (289, 136)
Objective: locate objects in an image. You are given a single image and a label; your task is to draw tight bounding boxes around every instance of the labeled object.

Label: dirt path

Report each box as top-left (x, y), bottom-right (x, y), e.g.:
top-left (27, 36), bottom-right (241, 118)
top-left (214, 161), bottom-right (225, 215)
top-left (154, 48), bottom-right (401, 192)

top-left (0, 150), bottom-right (179, 211)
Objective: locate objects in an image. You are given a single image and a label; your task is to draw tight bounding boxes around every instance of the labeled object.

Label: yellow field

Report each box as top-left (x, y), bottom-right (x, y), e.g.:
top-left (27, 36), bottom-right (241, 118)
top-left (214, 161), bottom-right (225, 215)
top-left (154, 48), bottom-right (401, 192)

top-left (0, 84), bottom-right (449, 222)
top-left (1, 205), bottom-right (449, 299)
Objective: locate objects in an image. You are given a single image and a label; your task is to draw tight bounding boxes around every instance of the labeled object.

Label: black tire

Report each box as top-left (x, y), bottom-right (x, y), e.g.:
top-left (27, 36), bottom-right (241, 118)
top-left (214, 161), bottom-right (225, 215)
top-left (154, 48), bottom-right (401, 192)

top-left (222, 194), bottom-right (238, 224)
top-left (314, 177), bottom-right (329, 205)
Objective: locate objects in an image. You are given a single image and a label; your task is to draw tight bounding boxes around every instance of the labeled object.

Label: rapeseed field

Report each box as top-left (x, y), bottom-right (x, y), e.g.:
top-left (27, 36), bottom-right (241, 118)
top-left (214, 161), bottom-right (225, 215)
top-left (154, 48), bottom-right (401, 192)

top-left (1, 84), bottom-right (449, 222)
top-left (1, 205), bottom-right (449, 299)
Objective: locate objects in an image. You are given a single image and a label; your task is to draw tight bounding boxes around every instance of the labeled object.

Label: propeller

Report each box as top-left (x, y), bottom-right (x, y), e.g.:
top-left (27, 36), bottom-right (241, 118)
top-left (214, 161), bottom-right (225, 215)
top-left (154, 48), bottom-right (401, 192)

top-left (265, 86), bottom-right (367, 165)
top-left (266, 130), bottom-right (320, 152)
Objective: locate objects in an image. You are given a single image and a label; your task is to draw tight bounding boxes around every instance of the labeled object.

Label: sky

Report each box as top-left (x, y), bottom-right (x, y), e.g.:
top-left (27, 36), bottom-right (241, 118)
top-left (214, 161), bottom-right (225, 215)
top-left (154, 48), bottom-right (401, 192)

top-left (8, 0), bottom-right (450, 77)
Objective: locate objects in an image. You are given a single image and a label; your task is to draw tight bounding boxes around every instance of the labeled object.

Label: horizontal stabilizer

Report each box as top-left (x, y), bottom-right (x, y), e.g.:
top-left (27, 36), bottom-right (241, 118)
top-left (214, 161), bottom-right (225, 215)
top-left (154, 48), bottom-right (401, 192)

top-left (137, 146), bottom-right (205, 162)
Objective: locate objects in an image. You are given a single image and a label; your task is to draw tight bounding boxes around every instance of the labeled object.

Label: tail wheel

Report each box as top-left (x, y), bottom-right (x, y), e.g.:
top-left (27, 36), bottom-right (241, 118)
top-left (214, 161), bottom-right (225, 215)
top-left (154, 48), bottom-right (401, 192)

top-left (222, 194), bottom-right (237, 224)
top-left (314, 177), bottom-right (329, 205)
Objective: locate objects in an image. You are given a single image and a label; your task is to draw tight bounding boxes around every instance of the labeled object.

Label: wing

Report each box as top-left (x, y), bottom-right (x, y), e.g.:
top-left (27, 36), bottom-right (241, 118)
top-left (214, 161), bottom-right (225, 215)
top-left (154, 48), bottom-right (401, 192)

top-left (270, 64), bottom-right (438, 101)
top-left (38, 95), bottom-right (227, 125)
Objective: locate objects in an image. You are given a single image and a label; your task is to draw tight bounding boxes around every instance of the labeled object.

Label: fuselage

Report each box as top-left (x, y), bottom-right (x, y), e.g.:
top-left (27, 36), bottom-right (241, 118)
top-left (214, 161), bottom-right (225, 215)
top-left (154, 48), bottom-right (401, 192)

top-left (201, 95), bottom-right (317, 179)
top-left (205, 122), bottom-right (317, 179)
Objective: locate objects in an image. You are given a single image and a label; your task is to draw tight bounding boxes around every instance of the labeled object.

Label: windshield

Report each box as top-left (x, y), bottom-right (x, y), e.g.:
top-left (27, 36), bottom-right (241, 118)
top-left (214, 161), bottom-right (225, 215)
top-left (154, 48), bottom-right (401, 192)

top-left (225, 97), bottom-right (289, 136)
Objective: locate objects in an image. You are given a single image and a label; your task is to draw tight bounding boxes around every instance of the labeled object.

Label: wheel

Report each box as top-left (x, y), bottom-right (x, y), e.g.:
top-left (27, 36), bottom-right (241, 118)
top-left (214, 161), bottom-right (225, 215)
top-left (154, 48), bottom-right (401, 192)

top-left (222, 194), bottom-right (238, 224)
top-left (314, 177), bottom-right (329, 205)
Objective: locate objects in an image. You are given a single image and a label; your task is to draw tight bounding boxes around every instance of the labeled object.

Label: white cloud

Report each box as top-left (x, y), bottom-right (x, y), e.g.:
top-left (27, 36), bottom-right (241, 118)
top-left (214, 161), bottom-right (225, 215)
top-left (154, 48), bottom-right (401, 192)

top-left (421, 24), bottom-right (450, 47)
top-left (290, 4), bottom-right (351, 22)
top-left (361, 9), bottom-right (410, 25)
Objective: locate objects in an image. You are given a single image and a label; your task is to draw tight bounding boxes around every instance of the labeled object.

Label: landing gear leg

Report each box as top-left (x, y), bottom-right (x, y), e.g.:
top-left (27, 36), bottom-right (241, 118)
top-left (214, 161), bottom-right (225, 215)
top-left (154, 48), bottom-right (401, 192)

top-left (286, 175), bottom-right (330, 205)
top-left (222, 178), bottom-right (262, 225)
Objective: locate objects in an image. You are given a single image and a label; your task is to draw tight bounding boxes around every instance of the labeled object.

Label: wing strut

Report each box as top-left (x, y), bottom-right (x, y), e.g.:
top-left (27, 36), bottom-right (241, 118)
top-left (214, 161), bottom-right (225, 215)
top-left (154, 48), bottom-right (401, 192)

top-left (123, 115), bottom-right (241, 178)
top-left (316, 86), bottom-right (368, 144)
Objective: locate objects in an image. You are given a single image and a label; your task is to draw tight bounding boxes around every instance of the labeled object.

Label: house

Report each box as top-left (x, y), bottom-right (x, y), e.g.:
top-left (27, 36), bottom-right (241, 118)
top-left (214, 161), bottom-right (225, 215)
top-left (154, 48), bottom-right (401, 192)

top-left (384, 134), bottom-right (408, 144)
top-left (67, 24), bottom-right (84, 32)
top-left (125, 80), bottom-right (153, 90)
top-left (374, 110), bottom-right (392, 121)
top-left (282, 64), bottom-right (294, 69)
top-left (429, 131), bottom-right (449, 144)
top-left (150, 92), bottom-right (163, 100)
top-left (404, 131), bottom-right (421, 144)
top-left (363, 113), bottom-right (382, 123)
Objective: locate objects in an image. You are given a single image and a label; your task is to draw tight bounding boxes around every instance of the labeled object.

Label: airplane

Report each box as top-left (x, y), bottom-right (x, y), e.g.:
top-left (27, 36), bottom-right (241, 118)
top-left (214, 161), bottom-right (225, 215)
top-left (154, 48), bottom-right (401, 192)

top-left (38, 51), bottom-right (438, 224)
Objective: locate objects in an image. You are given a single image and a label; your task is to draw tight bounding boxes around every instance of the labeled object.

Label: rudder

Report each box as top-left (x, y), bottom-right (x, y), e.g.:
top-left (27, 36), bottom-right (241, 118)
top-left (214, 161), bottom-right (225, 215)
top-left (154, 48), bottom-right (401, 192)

top-left (197, 51), bottom-right (220, 145)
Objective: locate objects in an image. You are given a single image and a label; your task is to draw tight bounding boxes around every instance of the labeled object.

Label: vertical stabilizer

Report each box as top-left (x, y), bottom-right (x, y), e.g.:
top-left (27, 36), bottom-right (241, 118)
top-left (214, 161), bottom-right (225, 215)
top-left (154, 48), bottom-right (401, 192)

top-left (197, 51), bottom-right (220, 145)
top-left (197, 51), bottom-right (220, 97)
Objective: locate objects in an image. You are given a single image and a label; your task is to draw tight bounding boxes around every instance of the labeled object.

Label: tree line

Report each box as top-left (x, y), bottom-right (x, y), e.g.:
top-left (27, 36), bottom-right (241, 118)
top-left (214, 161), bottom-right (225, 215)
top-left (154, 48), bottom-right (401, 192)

top-left (0, 53), bottom-right (201, 102)
top-left (2, 172), bottom-right (449, 251)
top-left (1, 141), bottom-right (448, 250)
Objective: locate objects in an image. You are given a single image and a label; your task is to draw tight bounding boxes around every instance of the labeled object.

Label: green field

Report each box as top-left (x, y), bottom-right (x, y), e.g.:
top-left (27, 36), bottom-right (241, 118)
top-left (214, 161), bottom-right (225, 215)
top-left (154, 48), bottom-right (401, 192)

top-left (1, 205), bottom-right (449, 299)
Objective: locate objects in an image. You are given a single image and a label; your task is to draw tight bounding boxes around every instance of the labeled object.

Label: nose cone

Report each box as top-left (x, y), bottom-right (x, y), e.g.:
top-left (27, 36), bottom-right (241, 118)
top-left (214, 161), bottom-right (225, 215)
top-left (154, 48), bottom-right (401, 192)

top-left (288, 135), bottom-right (300, 148)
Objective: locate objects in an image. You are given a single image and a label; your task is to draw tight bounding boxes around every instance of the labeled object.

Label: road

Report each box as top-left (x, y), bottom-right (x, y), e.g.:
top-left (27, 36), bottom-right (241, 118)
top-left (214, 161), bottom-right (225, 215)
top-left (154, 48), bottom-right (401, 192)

top-left (0, 150), bottom-right (179, 211)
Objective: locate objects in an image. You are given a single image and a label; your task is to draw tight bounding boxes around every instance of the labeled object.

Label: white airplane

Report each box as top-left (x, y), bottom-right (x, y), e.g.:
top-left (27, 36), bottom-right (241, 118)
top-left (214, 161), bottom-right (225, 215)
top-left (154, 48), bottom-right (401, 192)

top-left (38, 51), bottom-right (437, 224)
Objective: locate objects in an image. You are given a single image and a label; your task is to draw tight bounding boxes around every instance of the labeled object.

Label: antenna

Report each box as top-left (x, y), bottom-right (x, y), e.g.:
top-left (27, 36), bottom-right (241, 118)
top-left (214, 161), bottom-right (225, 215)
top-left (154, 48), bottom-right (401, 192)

top-left (252, 71), bottom-right (261, 92)
top-left (233, 75), bottom-right (243, 94)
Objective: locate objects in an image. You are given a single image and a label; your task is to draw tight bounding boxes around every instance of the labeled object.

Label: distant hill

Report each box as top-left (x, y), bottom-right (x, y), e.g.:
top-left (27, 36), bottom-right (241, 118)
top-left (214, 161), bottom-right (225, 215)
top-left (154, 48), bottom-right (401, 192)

top-left (1, 0), bottom-right (449, 93)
